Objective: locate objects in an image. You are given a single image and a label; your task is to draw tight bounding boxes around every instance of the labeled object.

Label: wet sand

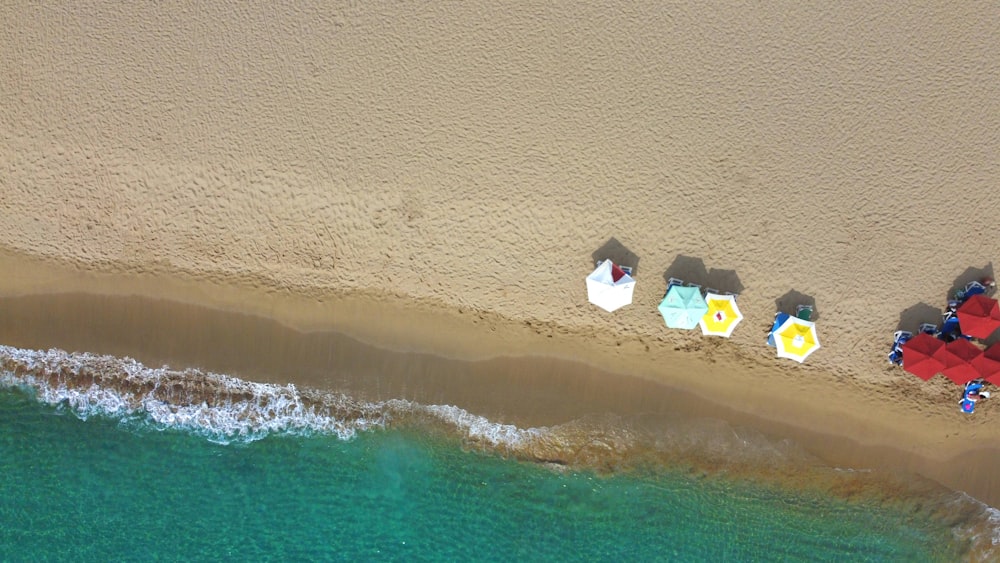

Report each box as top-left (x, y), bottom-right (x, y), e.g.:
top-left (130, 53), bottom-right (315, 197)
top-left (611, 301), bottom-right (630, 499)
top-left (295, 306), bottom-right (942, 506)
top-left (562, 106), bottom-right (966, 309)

top-left (2, 250), bottom-right (999, 507)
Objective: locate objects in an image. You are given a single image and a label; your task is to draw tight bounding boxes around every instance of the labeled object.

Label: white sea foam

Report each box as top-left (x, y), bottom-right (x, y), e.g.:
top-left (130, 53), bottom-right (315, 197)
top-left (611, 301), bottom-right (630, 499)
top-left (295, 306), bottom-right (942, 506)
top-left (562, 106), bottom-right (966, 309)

top-left (0, 345), bottom-right (555, 449)
top-left (939, 491), bottom-right (1000, 561)
top-left (0, 345), bottom-right (404, 443)
top-left (423, 404), bottom-right (543, 448)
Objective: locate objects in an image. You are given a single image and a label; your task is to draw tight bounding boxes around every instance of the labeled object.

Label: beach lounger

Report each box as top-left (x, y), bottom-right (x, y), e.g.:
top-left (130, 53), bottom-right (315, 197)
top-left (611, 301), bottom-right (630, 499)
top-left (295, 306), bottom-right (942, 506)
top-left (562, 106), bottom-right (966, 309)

top-left (795, 305), bottom-right (813, 321)
top-left (956, 280), bottom-right (990, 304)
top-left (666, 277), bottom-right (684, 292)
top-left (941, 315), bottom-right (962, 339)
top-left (887, 331), bottom-right (911, 366)
top-left (888, 348), bottom-right (904, 365)
top-left (705, 287), bottom-right (720, 296)
top-left (766, 312), bottom-right (791, 347)
top-left (918, 323), bottom-right (939, 335)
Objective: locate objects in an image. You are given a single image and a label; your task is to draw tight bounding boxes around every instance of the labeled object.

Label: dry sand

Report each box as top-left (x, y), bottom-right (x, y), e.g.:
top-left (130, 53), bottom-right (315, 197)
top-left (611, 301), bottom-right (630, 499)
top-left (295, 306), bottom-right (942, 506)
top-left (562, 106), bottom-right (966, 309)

top-left (3, 3), bottom-right (1000, 502)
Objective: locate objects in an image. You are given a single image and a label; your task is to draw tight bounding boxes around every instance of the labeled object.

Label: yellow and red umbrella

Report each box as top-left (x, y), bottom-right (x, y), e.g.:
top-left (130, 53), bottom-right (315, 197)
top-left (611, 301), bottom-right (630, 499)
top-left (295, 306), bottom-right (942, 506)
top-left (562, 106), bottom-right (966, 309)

top-left (699, 293), bottom-right (744, 338)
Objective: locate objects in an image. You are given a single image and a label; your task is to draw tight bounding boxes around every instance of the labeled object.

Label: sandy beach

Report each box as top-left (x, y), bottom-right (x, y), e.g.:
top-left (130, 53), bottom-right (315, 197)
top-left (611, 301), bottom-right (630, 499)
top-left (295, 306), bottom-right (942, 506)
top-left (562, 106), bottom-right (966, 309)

top-left (3, 2), bottom-right (1000, 506)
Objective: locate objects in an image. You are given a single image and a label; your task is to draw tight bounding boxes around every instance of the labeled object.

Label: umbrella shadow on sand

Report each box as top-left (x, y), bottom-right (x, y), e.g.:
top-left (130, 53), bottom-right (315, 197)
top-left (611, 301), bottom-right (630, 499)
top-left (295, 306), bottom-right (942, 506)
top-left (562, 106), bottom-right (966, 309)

top-left (591, 238), bottom-right (640, 277)
top-left (949, 263), bottom-right (995, 300)
top-left (947, 264), bottom-right (1000, 345)
top-left (661, 255), bottom-right (745, 295)
top-left (895, 302), bottom-right (943, 333)
top-left (775, 290), bottom-right (818, 321)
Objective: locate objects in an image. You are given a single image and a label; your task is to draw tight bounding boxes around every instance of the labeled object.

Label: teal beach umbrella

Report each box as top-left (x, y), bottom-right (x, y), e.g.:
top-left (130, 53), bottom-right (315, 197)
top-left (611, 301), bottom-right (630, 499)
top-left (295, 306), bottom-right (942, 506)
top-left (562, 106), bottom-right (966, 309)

top-left (658, 285), bottom-right (709, 330)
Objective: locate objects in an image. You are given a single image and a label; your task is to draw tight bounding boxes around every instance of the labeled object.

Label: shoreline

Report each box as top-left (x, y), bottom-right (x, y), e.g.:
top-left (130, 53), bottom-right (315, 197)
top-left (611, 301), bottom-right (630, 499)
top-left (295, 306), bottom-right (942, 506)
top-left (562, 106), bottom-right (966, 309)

top-left (3, 250), bottom-right (1000, 507)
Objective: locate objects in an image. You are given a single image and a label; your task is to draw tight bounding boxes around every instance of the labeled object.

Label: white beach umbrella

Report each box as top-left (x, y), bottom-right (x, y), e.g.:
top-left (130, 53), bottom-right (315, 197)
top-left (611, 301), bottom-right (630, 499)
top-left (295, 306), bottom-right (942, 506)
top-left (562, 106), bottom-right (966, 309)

top-left (586, 260), bottom-right (635, 312)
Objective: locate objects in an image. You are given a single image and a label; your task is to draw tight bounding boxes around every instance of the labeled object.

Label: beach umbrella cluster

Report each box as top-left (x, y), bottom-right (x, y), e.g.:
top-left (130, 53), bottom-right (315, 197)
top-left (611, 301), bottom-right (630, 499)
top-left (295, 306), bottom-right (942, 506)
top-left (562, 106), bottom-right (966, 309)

top-left (654, 280), bottom-right (748, 336)
top-left (585, 261), bottom-right (820, 363)
top-left (582, 260), bottom-right (1000, 411)
top-left (657, 285), bottom-right (747, 338)
top-left (902, 337), bottom-right (1000, 385)
top-left (894, 278), bottom-right (1000, 387)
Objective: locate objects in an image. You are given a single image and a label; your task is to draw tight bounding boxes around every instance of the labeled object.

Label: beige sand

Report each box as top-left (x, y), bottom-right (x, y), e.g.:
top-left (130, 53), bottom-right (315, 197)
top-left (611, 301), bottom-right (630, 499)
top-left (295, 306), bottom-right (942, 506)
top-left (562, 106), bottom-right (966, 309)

top-left (2, 3), bottom-right (1000, 500)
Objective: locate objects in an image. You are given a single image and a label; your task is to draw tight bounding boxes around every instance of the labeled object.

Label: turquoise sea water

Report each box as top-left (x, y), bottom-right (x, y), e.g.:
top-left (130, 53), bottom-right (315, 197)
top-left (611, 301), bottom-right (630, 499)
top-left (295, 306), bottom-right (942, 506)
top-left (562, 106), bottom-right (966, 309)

top-left (0, 346), bottom-right (995, 561)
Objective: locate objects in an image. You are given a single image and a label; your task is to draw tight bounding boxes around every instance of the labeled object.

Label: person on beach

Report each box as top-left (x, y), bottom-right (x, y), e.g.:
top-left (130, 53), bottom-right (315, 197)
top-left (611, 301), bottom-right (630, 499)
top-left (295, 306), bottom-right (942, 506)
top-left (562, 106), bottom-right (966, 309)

top-left (961, 380), bottom-right (990, 413)
top-left (941, 302), bottom-right (963, 342)
top-left (954, 277), bottom-right (996, 305)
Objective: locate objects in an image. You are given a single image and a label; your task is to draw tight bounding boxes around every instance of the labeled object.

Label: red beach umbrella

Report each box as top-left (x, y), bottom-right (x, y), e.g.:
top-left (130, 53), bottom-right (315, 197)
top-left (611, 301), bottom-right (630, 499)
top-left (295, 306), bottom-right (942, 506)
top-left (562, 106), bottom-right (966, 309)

top-left (973, 353), bottom-right (1000, 383)
top-left (980, 344), bottom-right (1000, 384)
top-left (956, 294), bottom-right (1000, 339)
top-left (900, 333), bottom-right (947, 381)
top-left (941, 338), bottom-right (984, 385)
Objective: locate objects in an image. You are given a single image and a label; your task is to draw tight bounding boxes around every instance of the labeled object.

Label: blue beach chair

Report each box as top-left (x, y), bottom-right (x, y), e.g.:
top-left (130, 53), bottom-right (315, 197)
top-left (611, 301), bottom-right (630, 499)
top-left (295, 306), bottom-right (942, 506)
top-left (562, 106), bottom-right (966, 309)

top-left (956, 280), bottom-right (989, 305)
top-left (888, 348), bottom-right (904, 366)
top-left (666, 277), bottom-right (684, 293)
top-left (887, 331), bottom-right (912, 366)
top-left (767, 312), bottom-right (791, 347)
top-left (940, 314), bottom-right (972, 341)
top-left (918, 323), bottom-right (939, 336)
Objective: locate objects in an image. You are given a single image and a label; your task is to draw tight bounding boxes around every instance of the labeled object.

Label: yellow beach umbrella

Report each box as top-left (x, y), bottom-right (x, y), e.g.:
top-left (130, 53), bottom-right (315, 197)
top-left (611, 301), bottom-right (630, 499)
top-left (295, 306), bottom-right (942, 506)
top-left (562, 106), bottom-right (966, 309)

top-left (774, 316), bottom-right (821, 363)
top-left (699, 293), bottom-right (743, 337)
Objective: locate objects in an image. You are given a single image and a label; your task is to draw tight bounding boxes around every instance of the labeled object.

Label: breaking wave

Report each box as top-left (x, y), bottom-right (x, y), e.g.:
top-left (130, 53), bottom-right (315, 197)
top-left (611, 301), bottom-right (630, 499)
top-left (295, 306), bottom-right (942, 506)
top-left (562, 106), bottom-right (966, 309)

top-left (0, 345), bottom-right (397, 444)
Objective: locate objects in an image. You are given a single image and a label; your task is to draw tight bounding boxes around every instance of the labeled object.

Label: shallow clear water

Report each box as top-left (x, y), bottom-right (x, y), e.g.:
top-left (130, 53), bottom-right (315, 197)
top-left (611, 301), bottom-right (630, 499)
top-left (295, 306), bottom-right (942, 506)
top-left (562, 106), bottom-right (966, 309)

top-left (0, 386), bottom-right (973, 561)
